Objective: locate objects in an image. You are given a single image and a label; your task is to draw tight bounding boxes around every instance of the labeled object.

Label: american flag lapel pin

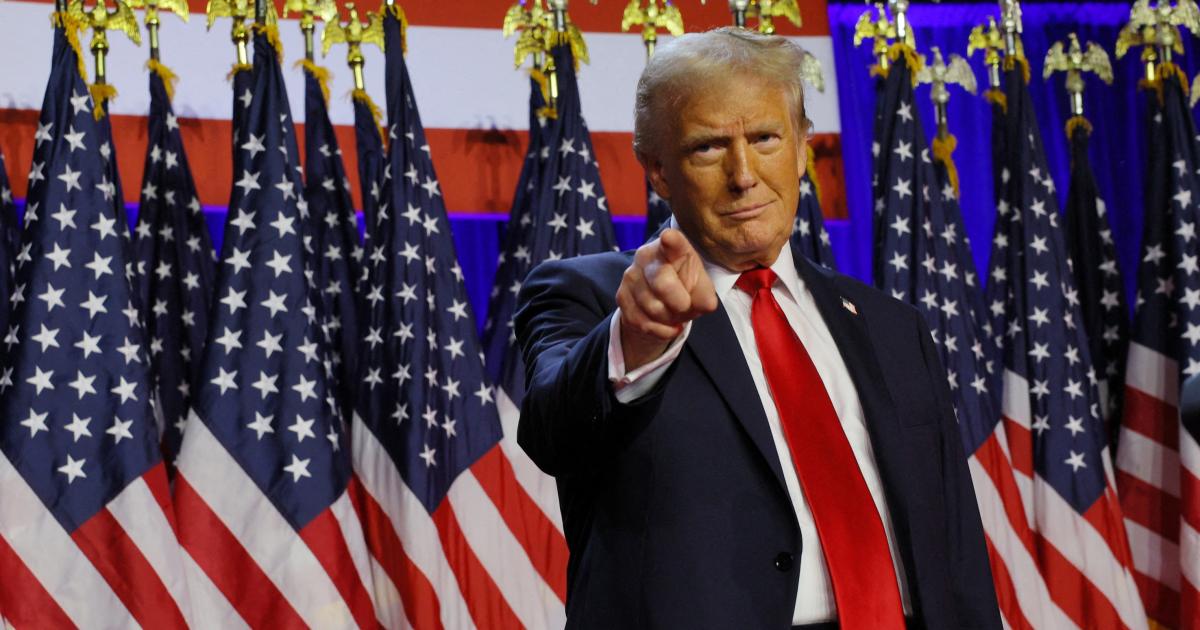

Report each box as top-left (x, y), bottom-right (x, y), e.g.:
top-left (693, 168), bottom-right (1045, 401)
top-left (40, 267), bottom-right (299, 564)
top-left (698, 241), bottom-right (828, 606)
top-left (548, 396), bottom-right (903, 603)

top-left (842, 298), bottom-right (858, 315)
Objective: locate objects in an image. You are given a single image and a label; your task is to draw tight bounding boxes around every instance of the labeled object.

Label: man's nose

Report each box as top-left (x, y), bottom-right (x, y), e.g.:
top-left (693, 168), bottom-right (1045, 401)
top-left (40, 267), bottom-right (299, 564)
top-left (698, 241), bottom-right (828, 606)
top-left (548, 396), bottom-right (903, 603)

top-left (726, 139), bottom-right (758, 193)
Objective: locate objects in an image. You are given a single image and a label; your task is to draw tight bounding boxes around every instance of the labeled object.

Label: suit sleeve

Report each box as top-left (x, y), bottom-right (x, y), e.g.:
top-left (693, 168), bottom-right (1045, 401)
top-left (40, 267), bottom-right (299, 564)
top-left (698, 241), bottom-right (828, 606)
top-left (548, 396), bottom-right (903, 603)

top-left (513, 259), bottom-right (670, 478)
top-left (915, 313), bottom-right (1003, 629)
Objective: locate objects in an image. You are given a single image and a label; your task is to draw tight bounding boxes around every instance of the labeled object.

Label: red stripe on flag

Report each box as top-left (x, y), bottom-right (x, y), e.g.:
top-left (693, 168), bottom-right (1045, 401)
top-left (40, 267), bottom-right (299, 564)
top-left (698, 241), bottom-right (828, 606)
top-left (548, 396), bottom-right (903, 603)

top-left (1033, 532), bottom-right (1125, 630)
top-left (469, 447), bottom-right (568, 602)
top-left (144, 463), bottom-right (181, 537)
top-left (174, 475), bottom-right (308, 630)
top-left (71, 506), bottom-right (188, 629)
top-left (1181, 574), bottom-right (1199, 630)
top-left (348, 478), bottom-right (444, 630)
top-left (431, 500), bottom-right (524, 630)
top-left (1002, 416), bottom-right (1035, 479)
top-left (297, 508), bottom-right (382, 630)
top-left (1132, 568), bottom-right (1179, 628)
top-left (982, 535), bottom-right (1035, 630)
top-left (0, 533), bottom-right (76, 629)
top-left (974, 436), bottom-right (1037, 552)
top-left (1082, 489), bottom-right (1137, 570)
top-left (1122, 386), bottom-right (1180, 447)
top-left (1183, 466), bottom-right (1200, 532)
top-left (1115, 469), bottom-right (1180, 541)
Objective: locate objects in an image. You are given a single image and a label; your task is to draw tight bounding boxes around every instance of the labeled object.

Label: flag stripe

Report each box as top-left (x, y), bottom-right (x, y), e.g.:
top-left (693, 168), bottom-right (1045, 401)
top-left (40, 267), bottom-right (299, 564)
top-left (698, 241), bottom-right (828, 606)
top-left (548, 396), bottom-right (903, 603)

top-left (106, 470), bottom-right (193, 622)
top-left (1124, 518), bottom-right (1181, 589)
top-left (1032, 530), bottom-right (1125, 630)
top-left (178, 550), bottom-right (250, 630)
top-left (330, 485), bottom-right (388, 626)
top-left (70, 506), bottom-right (188, 629)
top-left (1125, 343), bottom-right (1180, 405)
top-left (496, 389), bottom-right (564, 534)
top-left (349, 477), bottom-right (442, 630)
top-left (431, 499), bottom-right (525, 630)
top-left (1123, 386), bottom-right (1181, 448)
top-left (1117, 429), bottom-right (1182, 498)
top-left (174, 475), bottom-right (309, 629)
top-left (982, 536), bottom-right (1035, 630)
top-left (177, 414), bottom-right (355, 627)
top-left (353, 420), bottom-right (477, 630)
top-left (298, 506), bottom-right (382, 630)
top-left (1117, 470), bottom-right (1181, 540)
top-left (1131, 568), bottom-right (1180, 628)
top-left (1181, 576), bottom-right (1199, 630)
top-left (469, 446), bottom-right (569, 601)
top-left (0, 532), bottom-right (75, 629)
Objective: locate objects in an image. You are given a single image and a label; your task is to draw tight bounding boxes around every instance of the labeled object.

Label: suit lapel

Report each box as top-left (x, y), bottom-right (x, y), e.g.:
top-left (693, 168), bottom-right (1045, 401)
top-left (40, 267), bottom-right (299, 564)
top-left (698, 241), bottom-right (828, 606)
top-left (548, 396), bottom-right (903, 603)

top-left (686, 305), bottom-right (789, 493)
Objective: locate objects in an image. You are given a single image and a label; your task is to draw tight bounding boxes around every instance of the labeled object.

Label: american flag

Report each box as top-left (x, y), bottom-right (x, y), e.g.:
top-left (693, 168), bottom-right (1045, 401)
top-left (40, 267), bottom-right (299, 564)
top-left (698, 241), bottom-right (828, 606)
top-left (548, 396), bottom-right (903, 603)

top-left (792, 166), bottom-right (837, 268)
top-left (301, 61), bottom-right (362, 416)
top-left (873, 49), bottom-right (1060, 629)
top-left (1063, 119), bottom-right (1127, 434)
top-left (483, 75), bottom-right (549, 413)
top-left (132, 61), bottom-right (216, 467)
top-left (352, 88), bottom-right (385, 298)
top-left (172, 32), bottom-right (379, 629)
top-left (350, 8), bottom-right (566, 628)
top-left (0, 147), bottom-right (17, 339)
top-left (0, 26), bottom-right (191, 626)
top-left (985, 60), bottom-right (1147, 628)
top-left (1114, 70), bottom-right (1200, 629)
top-left (94, 86), bottom-right (135, 276)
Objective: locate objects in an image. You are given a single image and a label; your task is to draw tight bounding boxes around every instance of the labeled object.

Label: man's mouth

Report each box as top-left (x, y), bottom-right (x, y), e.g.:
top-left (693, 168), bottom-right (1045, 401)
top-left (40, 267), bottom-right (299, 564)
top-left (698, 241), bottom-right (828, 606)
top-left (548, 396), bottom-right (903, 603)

top-left (723, 200), bottom-right (771, 220)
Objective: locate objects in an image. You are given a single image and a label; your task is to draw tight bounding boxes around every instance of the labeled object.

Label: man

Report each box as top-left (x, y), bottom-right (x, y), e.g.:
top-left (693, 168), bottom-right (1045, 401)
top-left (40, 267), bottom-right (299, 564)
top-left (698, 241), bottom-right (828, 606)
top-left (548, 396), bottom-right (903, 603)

top-left (515, 28), bottom-right (1000, 629)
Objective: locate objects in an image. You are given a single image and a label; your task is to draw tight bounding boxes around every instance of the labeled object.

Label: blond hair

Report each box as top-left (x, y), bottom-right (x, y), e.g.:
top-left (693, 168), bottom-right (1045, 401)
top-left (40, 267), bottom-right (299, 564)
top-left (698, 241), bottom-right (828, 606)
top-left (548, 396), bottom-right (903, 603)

top-left (633, 26), bottom-right (813, 157)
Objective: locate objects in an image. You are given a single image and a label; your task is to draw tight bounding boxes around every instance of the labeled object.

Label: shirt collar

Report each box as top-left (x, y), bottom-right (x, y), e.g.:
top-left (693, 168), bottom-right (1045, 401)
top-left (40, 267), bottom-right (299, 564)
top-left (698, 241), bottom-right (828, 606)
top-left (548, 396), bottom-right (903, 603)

top-left (668, 216), bottom-right (804, 303)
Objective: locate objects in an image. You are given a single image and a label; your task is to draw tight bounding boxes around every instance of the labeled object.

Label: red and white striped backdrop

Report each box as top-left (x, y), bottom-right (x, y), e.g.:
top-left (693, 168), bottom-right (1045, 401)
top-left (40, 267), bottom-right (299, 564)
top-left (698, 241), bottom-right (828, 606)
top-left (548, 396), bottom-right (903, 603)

top-left (0, 0), bottom-right (846, 220)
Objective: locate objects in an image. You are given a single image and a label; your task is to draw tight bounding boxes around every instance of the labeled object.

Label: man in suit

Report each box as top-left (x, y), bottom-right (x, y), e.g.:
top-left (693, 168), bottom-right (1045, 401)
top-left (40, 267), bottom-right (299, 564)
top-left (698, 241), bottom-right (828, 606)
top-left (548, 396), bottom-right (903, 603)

top-left (515, 27), bottom-right (1000, 629)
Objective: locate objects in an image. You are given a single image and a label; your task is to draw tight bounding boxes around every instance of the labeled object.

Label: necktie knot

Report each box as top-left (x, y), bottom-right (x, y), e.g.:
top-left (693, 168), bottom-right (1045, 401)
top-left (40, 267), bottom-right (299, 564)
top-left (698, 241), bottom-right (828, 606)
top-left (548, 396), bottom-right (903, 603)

top-left (735, 267), bottom-right (778, 296)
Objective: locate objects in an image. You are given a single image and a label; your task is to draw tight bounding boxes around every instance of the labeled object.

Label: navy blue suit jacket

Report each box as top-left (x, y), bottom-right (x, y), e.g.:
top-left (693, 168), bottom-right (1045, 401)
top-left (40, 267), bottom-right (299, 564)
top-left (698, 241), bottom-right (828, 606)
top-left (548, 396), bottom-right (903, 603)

top-left (514, 242), bottom-right (1001, 629)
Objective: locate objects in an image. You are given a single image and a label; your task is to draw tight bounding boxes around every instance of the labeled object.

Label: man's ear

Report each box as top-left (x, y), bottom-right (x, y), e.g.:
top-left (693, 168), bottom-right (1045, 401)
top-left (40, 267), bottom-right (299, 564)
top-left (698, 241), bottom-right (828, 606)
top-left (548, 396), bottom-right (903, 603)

top-left (795, 131), bottom-right (809, 181)
top-left (638, 150), bottom-right (671, 201)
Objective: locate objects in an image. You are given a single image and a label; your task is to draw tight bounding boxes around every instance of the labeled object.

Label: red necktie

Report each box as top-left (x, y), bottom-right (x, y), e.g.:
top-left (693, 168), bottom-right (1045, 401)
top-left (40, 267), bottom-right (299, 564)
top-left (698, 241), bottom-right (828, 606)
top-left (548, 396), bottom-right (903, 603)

top-left (736, 268), bottom-right (905, 629)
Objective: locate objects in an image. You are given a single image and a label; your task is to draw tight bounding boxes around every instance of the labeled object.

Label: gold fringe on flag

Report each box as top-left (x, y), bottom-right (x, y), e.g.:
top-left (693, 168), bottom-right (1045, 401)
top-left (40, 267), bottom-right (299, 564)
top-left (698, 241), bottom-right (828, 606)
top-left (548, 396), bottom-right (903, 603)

top-left (869, 64), bottom-right (887, 79)
top-left (297, 58), bottom-right (331, 104)
top-left (89, 82), bottom-right (117, 120)
top-left (1141, 61), bottom-right (1191, 105)
top-left (381, 3), bottom-right (409, 55)
top-left (227, 62), bottom-right (253, 81)
top-left (1002, 53), bottom-right (1031, 85)
top-left (886, 43), bottom-right (922, 85)
top-left (984, 88), bottom-right (1007, 114)
top-left (352, 88), bottom-right (386, 141)
top-left (931, 133), bottom-right (960, 198)
top-left (51, 12), bottom-right (89, 83)
top-left (252, 22), bottom-right (284, 60)
top-left (805, 143), bottom-right (823, 205)
top-left (146, 58), bottom-right (179, 102)
top-left (1064, 115), bottom-right (1092, 139)
top-left (529, 67), bottom-right (557, 120)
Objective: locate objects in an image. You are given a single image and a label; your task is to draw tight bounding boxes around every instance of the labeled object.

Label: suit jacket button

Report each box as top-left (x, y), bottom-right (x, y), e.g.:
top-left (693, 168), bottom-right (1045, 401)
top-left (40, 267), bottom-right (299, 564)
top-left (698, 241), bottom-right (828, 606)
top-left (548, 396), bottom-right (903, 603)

top-left (774, 552), bottom-right (794, 572)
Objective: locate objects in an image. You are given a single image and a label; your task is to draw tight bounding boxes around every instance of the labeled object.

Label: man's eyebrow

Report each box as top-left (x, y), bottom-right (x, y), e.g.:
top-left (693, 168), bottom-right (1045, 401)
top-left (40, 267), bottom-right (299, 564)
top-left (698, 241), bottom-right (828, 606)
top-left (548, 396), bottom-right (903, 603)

top-left (678, 129), bottom-right (729, 147)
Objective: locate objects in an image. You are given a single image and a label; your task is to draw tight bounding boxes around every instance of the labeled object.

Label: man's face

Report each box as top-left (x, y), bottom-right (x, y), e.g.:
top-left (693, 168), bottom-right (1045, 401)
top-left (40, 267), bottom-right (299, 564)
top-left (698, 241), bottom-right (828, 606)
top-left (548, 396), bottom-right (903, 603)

top-left (642, 73), bottom-right (806, 271)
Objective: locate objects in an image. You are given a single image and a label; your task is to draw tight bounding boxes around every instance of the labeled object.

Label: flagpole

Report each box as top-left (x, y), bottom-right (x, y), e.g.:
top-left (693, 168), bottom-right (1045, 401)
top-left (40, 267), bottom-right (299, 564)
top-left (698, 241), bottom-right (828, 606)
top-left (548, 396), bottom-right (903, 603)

top-left (729, 0), bottom-right (748, 28)
top-left (999, 0), bottom-right (1021, 58)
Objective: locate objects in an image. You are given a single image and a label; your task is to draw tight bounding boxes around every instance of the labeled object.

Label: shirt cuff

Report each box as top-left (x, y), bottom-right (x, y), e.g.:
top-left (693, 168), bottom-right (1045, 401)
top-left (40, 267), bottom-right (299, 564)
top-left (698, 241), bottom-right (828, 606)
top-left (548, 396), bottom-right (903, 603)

top-left (607, 308), bottom-right (691, 404)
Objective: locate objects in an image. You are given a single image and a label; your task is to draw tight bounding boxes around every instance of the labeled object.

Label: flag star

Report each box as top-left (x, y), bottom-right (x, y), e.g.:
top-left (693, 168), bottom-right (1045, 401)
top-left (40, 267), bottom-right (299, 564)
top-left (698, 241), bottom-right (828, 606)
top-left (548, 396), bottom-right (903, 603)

top-left (1064, 378), bottom-right (1084, 400)
top-left (57, 455), bottom-right (87, 484)
top-left (559, 137), bottom-right (576, 156)
top-left (211, 367), bottom-right (238, 394)
top-left (1064, 415), bottom-right (1085, 436)
top-left (892, 178), bottom-right (912, 199)
top-left (84, 252), bottom-right (113, 279)
top-left (265, 250), bottom-right (293, 277)
top-left (27, 366), bottom-right (54, 394)
top-left (548, 213), bottom-right (568, 232)
top-left (269, 212), bottom-right (296, 237)
top-left (446, 299), bottom-right (468, 322)
top-left (246, 412), bottom-right (275, 439)
top-left (30, 324), bottom-right (61, 352)
top-left (399, 242), bottom-right (421, 264)
top-left (63, 125), bottom-right (86, 152)
top-left (51, 204), bottom-right (77, 229)
top-left (442, 417), bottom-right (457, 437)
top-left (230, 209), bottom-right (256, 236)
top-left (1183, 322), bottom-right (1200, 345)
top-left (102, 415), bottom-right (135, 444)
top-left (235, 169), bottom-right (261, 193)
top-left (422, 214), bottom-right (440, 235)
top-left (420, 444), bottom-right (437, 467)
top-left (298, 338), bottom-right (319, 364)
top-left (421, 176), bottom-right (441, 197)
top-left (34, 121), bottom-right (53, 145)
top-left (1143, 243), bottom-right (1166, 265)
top-left (1030, 270), bottom-right (1050, 290)
top-left (897, 101), bottom-right (912, 122)
top-left (257, 329), bottom-right (284, 357)
top-left (283, 454), bottom-right (312, 482)
top-left (221, 288), bottom-right (248, 314)
top-left (215, 327), bottom-right (243, 354)
top-left (20, 407), bottom-right (51, 438)
top-left (116, 337), bottom-right (141, 364)
top-left (893, 139), bottom-right (913, 161)
top-left (288, 415), bottom-right (316, 443)
top-left (970, 375), bottom-right (988, 395)
top-left (1174, 188), bottom-right (1193, 208)
top-left (275, 176), bottom-right (296, 200)
top-left (1030, 235), bottom-right (1048, 255)
top-left (475, 383), bottom-right (494, 406)
top-left (442, 377), bottom-right (461, 400)
top-left (1031, 379), bottom-right (1050, 398)
top-left (445, 337), bottom-right (465, 360)
top-left (890, 216), bottom-right (910, 236)
top-left (251, 371), bottom-right (279, 399)
top-left (242, 133), bottom-right (265, 157)
top-left (577, 218), bottom-right (595, 239)
top-left (68, 370), bottom-right (97, 399)
top-left (577, 179), bottom-right (597, 201)
top-left (1032, 414), bottom-right (1051, 433)
top-left (292, 375), bottom-right (318, 402)
top-left (939, 261), bottom-right (958, 282)
top-left (70, 90), bottom-right (90, 114)
top-left (1064, 451), bottom-right (1087, 472)
top-left (261, 291), bottom-right (289, 317)
top-left (1029, 341), bottom-right (1050, 362)
top-left (1030, 307), bottom-right (1050, 327)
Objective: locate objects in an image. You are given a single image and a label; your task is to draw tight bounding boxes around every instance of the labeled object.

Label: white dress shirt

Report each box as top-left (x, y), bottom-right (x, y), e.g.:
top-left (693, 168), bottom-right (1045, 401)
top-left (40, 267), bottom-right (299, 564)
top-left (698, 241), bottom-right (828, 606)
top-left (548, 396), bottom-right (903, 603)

top-left (607, 243), bottom-right (912, 625)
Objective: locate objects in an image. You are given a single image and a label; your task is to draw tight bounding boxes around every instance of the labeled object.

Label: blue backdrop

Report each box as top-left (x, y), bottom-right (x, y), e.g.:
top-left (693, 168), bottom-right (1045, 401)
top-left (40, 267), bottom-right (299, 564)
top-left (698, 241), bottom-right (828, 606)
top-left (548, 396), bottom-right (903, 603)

top-left (829, 1), bottom-right (1194, 302)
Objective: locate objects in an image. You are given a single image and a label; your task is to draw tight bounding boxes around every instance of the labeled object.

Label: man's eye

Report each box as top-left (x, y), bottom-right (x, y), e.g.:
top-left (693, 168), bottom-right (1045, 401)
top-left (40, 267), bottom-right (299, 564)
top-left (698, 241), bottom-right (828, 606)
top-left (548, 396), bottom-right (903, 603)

top-left (755, 134), bottom-right (778, 143)
top-left (693, 143), bottom-right (715, 154)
